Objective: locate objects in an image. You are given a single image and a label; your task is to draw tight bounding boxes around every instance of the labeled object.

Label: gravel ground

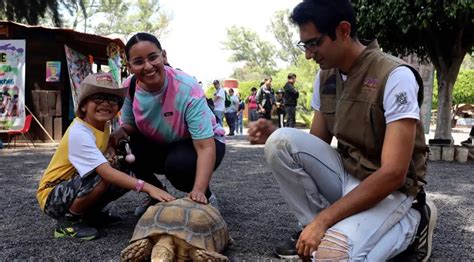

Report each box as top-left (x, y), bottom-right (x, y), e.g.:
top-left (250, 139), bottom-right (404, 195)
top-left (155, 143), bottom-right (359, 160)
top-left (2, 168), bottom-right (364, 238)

top-left (0, 135), bottom-right (472, 261)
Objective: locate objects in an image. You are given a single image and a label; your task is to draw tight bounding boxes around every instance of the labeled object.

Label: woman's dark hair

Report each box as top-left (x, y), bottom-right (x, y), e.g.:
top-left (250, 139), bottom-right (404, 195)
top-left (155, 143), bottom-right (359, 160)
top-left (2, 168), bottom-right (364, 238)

top-left (290, 0), bottom-right (357, 40)
top-left (125, 32), bottom-right (162, 59)
top-left (251, 87), bottom-right (257, 92)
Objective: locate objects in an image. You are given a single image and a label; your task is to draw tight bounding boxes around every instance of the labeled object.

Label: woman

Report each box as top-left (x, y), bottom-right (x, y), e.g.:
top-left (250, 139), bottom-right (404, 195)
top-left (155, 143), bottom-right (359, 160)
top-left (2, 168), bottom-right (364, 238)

top-left (110, 33), bottom-right (225, 215)
top-left (246, 87), bottom-right (258, 122)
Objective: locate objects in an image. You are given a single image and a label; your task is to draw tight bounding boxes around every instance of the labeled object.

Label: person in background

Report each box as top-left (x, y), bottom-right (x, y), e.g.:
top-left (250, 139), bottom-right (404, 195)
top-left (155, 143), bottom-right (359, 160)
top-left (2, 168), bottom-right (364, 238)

top-left (256, 78), bottom-right (275, 120)
top-left (461, 126), bottom-right (474, 146)
top-left (36, 73), bottom-right (174, 241)
top-left (248, 0), bottom-right (436, 260)
top-left (284, 73), bottom-right (299, 127)
top-left (224, 88), bottom-right (239, 136)
top-left (212, 80), bottom-right (226, 125)
top-left (246, 87), bottom-right (259, 123)
top-left (110, 33), bottom-right (225, 216)
top-left (235, 93), bottom-right (245, 135)
top-left (275, 89), bottom-right (286, 128)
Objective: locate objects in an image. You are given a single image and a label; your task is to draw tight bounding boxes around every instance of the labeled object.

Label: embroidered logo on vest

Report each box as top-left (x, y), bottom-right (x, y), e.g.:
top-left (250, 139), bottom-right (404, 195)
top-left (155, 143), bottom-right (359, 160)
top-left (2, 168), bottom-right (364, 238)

top-left (362, 78), bottom-right (378, 92)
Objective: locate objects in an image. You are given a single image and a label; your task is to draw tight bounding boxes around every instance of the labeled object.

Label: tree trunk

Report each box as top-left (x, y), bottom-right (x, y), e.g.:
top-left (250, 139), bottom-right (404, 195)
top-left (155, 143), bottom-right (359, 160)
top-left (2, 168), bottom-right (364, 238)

top-left (434, 66), bottom-right (460, 140)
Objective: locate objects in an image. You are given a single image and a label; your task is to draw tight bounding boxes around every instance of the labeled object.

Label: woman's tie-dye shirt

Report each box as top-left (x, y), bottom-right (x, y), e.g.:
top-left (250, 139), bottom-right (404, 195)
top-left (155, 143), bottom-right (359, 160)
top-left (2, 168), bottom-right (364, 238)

top-left (120, 66), bottom-right (225, 144)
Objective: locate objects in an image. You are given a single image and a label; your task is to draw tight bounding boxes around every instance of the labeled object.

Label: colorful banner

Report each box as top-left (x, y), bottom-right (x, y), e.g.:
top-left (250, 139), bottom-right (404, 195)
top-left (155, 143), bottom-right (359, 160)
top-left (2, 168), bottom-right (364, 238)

top-left (0, 40), bottom-right (26, 131)
top-left (46, 61), bottom-right (61, 82)
top-left (64, 45), bottom-right (92, 111)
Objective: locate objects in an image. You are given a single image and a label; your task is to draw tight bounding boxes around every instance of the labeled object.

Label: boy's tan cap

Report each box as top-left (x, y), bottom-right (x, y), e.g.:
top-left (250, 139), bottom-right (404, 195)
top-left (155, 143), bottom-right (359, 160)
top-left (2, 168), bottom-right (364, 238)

top-left (76, 73), bottom-right (127, 114)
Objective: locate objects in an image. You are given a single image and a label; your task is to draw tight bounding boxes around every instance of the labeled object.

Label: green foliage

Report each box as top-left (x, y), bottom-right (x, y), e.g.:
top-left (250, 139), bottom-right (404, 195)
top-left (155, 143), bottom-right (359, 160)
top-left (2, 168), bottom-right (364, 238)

top-left (0, 0), bottom-right (84, 27)
top-left (222, 25), bottom-right (277, 77)
top-left (432, 69), bottom-right (474, 108)
top-left (353, 0), bottom-right (473, 62)
top-left (268, 9), bottom-right (300, 65)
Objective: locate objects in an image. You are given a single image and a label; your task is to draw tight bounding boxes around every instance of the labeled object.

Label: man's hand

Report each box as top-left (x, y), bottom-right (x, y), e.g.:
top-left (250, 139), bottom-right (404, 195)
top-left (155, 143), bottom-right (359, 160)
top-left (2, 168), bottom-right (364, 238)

top-left (109, 126), bottom-right (129, 148)
top-left (296, 219), bottom-right (329, 259)
top-left (247, 119), bottom-right (276, 144)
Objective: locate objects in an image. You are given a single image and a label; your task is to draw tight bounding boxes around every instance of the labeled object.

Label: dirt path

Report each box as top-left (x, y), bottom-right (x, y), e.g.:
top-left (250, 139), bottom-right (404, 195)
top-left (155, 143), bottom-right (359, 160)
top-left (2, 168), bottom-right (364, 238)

top-left (0, 136), bottom-right (472, 261)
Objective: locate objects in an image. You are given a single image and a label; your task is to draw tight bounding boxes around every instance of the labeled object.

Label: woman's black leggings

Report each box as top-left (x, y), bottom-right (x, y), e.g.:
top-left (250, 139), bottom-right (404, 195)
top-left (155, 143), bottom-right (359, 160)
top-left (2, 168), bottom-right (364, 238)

top-left (129, 132), bottom-right (225, 198)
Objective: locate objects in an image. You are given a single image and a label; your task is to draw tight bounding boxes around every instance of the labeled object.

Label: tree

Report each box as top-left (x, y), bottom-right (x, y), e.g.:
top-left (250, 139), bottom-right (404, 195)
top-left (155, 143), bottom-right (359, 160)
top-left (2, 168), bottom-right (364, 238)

top-left (0, 0), bottom-right (85, 27)
top-left (353, 0), bottom-right (474, 140)
top-left (268, 9), bottom-right (300, 66)
top-left (222, 25), bottom-right (277, 78)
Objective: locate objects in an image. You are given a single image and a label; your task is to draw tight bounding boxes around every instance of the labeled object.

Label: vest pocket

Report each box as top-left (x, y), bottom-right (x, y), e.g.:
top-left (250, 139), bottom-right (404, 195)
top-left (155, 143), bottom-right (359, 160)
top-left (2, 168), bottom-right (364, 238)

top-left (320, 94), bottom-right (336, 135)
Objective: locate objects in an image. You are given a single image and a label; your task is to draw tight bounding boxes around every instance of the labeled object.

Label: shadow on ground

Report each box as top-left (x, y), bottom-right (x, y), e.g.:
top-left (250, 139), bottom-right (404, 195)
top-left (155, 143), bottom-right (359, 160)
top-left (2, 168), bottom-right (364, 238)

top-left (0, 135), bottom-right (472, 261)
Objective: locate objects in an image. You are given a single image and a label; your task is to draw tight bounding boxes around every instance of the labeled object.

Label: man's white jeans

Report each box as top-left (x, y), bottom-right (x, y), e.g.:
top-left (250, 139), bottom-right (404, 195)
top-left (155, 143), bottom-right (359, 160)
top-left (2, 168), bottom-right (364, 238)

top-left (265, 128), bottom-right (420, 261)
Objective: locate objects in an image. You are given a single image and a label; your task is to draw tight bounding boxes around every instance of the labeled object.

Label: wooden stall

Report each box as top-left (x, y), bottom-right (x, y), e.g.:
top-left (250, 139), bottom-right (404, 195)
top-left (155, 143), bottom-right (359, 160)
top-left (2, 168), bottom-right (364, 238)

top-left (0, 21), bottom-right (125, 141)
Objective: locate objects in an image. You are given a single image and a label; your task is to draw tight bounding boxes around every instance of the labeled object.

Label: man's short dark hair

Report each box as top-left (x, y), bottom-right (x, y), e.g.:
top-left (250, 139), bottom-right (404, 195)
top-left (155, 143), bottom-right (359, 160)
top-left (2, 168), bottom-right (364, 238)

top-left (213, 80), bottom-right (219, 85)
top-left (251, 87), bottom-right (257, 92)
top-left (288, 73), bottom-right (296, 79)
top-left (290, 0), bottom-right (357, 40)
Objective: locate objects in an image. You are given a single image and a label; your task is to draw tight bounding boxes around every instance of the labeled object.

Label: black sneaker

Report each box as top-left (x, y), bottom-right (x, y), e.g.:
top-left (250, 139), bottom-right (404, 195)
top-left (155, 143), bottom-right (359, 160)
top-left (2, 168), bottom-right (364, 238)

top-left (134, 194), bottom-right (159, 217)
top-left (54, 219), bottom-right (99, 240)
top-left (82, 209), bottom-right (123, 228)
top-left (461, 138), bottom-right (472, 147)
top-left (392, 195), bottom-right (437, 262)
top-left (275, 230), bottom-right (301, 259)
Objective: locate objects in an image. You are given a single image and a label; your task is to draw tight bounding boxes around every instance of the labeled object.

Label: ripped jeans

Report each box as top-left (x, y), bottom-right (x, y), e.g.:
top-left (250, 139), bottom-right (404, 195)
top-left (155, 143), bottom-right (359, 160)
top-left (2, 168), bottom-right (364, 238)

top-left (265, 128), bottom-right (420, 261)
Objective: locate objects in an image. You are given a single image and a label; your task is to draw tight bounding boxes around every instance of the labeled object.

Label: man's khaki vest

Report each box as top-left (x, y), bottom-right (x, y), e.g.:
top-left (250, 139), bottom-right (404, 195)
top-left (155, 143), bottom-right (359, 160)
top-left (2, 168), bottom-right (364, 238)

top-left (319, 40), bottom-right (428, 196)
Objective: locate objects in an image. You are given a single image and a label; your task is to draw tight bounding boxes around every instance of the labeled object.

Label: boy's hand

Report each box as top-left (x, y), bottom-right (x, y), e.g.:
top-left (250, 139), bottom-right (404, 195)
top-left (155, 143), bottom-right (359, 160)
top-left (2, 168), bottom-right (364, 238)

top-left (188, 190), bottom-right (207, 204)
top-left (148, 187), bottom-right (175, 202)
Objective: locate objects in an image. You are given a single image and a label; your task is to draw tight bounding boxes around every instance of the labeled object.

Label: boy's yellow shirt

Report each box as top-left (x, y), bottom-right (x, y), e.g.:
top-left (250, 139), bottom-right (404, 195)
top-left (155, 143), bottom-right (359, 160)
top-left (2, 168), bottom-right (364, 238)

top-left (36, 117), bottom-right (110, 210)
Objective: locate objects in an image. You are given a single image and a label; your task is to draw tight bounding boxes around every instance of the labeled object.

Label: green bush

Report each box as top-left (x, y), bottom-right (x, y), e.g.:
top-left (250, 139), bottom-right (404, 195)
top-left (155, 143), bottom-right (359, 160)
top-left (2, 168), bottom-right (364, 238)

top-left (433, 69), bottom-right (474, 108)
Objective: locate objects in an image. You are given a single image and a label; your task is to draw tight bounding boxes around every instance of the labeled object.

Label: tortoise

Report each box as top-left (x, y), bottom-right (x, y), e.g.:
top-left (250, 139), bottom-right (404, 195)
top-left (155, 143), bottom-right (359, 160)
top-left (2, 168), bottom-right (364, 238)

top-left (121, 197), bottom-right (230, 262)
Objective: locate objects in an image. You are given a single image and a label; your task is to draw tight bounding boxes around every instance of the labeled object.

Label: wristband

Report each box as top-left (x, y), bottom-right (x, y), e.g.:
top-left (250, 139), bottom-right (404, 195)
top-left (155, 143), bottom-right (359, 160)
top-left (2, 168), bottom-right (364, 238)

top-left (135, 179), bottom-right (144, 192)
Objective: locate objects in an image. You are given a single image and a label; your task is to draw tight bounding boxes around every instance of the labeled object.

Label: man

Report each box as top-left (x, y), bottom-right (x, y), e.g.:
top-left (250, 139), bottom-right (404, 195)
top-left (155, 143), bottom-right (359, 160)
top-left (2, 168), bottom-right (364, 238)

top-left (283, 73), bottom-right (299, 127)
top-left (212, 80), bottom-right (225, 125)
top-left (248, 0), bottom-right (437, 261)
top-left (224, 88), bottom-right (239, 136)
top-left (256, 78), bottom-right (275, 120)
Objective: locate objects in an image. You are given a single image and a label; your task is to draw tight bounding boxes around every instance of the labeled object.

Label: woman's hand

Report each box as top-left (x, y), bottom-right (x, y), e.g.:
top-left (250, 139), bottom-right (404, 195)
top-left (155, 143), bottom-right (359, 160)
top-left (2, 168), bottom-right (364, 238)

top-left (148, 186), bottom-right (175, 202)
top-left (188, 190), bottom-right (208, 204)
top-left (109, 126), bottom-right (129, 148)
top-left (248, 118), bottom-right (276, 144)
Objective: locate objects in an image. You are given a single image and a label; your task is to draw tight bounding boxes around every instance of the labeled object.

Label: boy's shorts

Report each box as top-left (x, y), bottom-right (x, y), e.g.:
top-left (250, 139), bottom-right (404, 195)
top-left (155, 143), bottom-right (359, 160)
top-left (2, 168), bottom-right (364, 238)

top-left (43, 171), bottom-right (128, 219)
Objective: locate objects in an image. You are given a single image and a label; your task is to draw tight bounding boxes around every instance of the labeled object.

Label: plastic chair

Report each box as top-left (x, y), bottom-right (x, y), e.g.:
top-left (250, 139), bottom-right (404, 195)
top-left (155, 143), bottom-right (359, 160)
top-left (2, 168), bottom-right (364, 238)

top-left (7, 115), bottom-right (35, 148)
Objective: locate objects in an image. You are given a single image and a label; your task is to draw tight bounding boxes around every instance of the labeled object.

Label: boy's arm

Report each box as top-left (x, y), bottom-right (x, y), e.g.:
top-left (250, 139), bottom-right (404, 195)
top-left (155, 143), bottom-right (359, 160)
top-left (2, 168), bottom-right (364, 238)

top-left (95, 163), bottom-right (175, 202)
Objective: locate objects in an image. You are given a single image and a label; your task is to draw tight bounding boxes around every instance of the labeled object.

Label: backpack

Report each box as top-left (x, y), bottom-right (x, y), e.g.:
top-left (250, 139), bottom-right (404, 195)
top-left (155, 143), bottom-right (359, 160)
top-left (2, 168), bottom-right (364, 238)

top-left (224, 90), bottom-right (232, 108)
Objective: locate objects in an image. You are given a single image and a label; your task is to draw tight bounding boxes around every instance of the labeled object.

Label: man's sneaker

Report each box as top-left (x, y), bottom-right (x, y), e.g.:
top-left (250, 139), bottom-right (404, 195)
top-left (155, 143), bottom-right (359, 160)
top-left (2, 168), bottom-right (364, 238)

top-left (461, 138), bottom-right (472, 147)
top-left (82, 209), bottom-right (123, 228)
top-left (134, 194), bottom-right (159, 217)
top-left (54, 219), bottom-right (99, 240)
top-left (392, 197), bottom-right (437, 262)
top-left (274, 230), bottom-right (301, 259)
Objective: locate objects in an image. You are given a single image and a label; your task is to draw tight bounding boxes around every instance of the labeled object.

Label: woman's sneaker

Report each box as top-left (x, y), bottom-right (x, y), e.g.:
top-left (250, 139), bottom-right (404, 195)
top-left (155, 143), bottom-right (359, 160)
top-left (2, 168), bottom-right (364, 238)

top-left (54, 219), bottom-right (98, 240)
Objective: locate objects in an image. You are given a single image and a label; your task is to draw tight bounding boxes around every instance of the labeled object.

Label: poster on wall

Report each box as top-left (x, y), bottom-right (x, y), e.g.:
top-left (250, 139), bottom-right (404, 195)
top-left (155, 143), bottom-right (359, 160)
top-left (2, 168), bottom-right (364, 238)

top-left (0, 40), bottom-right (26, 132)
top-left (64, 45), bottom-right (92, 112)
top-left (46, 61), bottom-right (61, 82)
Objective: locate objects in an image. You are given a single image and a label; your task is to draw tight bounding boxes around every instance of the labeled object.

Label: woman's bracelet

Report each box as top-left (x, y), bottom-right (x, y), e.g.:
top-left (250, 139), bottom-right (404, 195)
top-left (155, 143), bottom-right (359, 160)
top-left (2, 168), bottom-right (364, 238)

top-left (135, 179), bottom-right (145, 192)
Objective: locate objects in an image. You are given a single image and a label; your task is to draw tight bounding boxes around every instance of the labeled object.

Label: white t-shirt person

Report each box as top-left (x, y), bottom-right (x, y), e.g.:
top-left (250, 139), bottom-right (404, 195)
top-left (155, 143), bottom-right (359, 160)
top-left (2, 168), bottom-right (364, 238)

top-left (311, 66), bottom-right (421, 125)
top-left (213, 87), bottom-right (226, 112)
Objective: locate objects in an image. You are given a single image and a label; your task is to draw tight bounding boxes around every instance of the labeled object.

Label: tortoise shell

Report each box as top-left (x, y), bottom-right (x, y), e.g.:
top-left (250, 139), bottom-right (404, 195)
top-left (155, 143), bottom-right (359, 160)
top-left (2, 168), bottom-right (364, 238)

top-left (129, 198), bottom-right (229, 252)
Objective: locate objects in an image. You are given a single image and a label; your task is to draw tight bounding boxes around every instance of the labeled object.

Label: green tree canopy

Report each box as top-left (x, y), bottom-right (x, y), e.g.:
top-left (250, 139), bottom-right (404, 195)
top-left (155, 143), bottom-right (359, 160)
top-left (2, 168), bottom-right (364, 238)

top-left (353, 0), bottom-right (474, 140)
top-left (0, 0), bottom-right (85, 27)
top-left (268, 9), bottom-right (300, 66)
top-left (222, 25), bottom-right (277, 78)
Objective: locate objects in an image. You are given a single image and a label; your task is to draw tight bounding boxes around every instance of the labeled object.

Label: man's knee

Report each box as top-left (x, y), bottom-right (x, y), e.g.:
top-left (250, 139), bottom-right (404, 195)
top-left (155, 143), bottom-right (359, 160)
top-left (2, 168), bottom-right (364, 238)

top-left (314, 230), bottom-right (350, 261)
top-left (264, 128), bottom-right (296, 156)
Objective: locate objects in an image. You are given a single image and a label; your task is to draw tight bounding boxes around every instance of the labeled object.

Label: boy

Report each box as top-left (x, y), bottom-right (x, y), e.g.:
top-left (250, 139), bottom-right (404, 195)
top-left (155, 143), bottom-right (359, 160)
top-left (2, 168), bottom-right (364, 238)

top-left (36, 73), bottom-right (174, 240)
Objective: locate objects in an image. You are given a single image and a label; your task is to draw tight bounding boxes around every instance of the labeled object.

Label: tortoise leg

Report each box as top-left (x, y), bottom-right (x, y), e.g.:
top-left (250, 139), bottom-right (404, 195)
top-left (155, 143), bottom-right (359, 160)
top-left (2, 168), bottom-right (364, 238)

top-left (151, 235), bottom-right (175, 262)
top-left (190, 248), bottom-right (229, 262)
top-left (121, 238), bottom-right (153, 262)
